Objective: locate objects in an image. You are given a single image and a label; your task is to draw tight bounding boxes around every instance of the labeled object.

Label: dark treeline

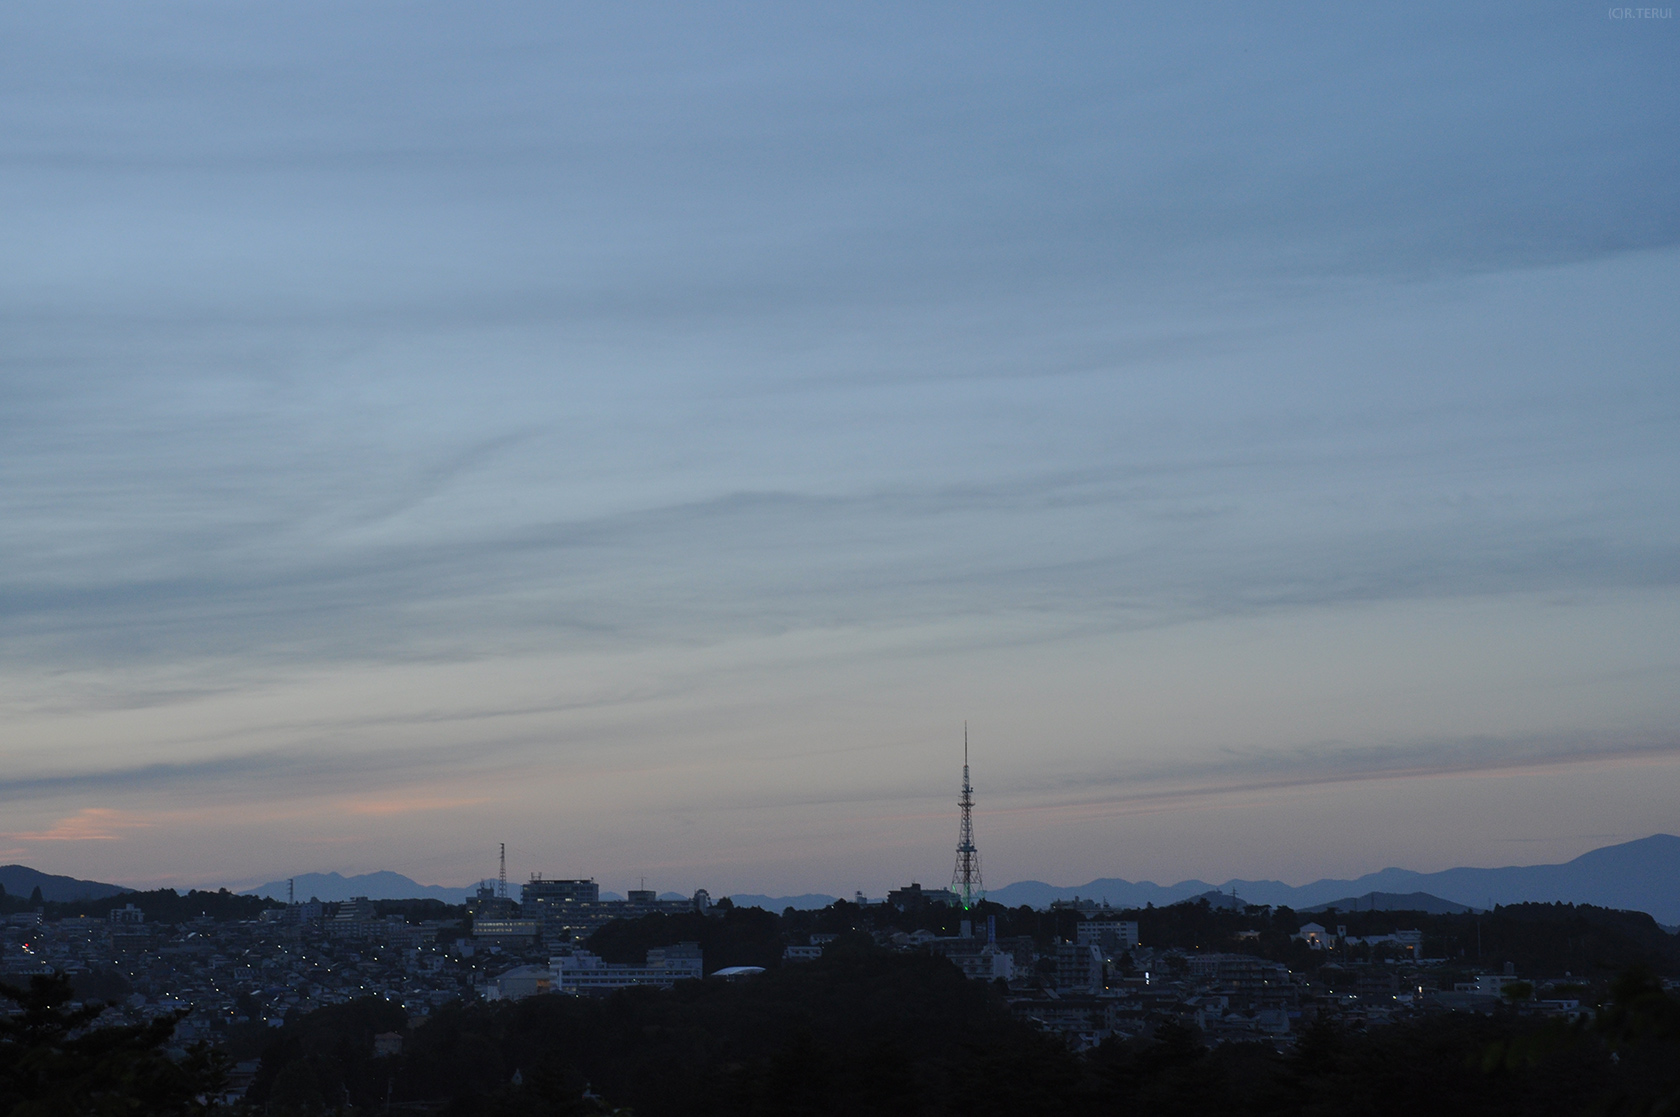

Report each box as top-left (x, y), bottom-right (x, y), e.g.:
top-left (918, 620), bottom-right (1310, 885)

top-left (586, 904), bottom-right (783, 971)
top-left (0, 885), bottom-right (282, 924)
top-left (0, 888), bottom-right (470, 927)
top-left (778, 898), bottom-right (1084, 946)
top-left (767, 898), bottom-right (1680, 979)
top-left (370, 898), bottom-right (465, 923)
top-left (241, 942), bottom-right (1680, 1116)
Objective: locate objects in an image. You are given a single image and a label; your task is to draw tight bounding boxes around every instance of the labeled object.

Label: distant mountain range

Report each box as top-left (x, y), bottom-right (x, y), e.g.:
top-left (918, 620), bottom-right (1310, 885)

top-left (986, 835), bottom-right (1680, 923)
top-left (16, 833), bottom-right (1676, 921)
top-left (242, 871), bottom-right (472, 904)
top-left (0, 865), bottom-right (128, 903)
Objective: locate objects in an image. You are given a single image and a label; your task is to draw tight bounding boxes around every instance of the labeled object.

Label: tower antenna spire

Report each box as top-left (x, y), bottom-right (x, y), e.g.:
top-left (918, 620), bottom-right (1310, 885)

top-left (951, 724), bottom-right (984, 910)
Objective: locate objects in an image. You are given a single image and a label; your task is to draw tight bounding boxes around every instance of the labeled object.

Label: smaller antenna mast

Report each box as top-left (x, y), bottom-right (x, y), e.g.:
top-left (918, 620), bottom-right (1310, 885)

top-left (498, 843), bottom-right (507, 900)
top-left (288, 877), bottom-right (294, 906)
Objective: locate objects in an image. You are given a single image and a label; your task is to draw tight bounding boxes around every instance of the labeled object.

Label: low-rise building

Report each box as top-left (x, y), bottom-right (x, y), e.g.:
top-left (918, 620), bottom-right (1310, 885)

top-left (886, 883), bottom-right (960, 910)
top-left (950, 945), bottom-right (1016, 981)
top-left (327, 898), bottom-right (376, 938)
top-left (472, 918), bottom-right (540, 944)
top-left (109, 904), bottom-right (145, 925)
top-left (467, 883), bottom-right (519, 922)
top-left (552, 942), bottom-right (703, 992)
top-left (493, 964), bottom-right (559, 1000)
top-left (1473, 972), bottom-right (1523, 997)
top-left (522, 877), bottom-right (711, 944)
top-left (1076, 920), bottom-right (1139, 955)
top-left (1052, 941), bottom-right (1104, 994)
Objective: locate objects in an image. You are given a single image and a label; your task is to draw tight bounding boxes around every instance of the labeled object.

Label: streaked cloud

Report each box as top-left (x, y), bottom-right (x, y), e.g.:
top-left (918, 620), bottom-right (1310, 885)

top-left (0, 3), bottom-right (1675, 888)
top-left (341, 794), bottom-right (492, 818)
top-left (7, 808), bottom-right (151, 843)
top-left (1025, 731), bottom-right (1680, 818)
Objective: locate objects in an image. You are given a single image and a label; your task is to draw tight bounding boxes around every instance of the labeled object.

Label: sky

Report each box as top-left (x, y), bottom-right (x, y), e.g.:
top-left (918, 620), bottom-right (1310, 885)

top-left (2, 2), bottom-right (1677, 898)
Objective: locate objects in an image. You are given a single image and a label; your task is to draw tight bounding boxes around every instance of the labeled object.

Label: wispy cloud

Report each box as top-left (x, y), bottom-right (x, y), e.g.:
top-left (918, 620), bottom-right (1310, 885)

top-left (1020, 731), bottom-right (1680, 818)
top-left (556, 727), bottom-right (1680, 823)
top-left (5, 444), bottom-right (1675, 678)
top-left (0, 747), bottom-right (482, 806)
top-left (341, 794), bottom-right (490, 817)
top-left (7, 808), bottom-right (151, 842)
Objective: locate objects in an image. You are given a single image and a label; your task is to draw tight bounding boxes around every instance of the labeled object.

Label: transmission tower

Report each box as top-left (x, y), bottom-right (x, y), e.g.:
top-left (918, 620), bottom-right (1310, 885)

top-left (498, 843), bottom-right (507, 900)
top-left (950, 724), bottom-right (984, 910)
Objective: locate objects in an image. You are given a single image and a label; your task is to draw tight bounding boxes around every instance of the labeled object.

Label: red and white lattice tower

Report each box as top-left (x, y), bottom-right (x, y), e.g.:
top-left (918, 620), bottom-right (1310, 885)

top-left (950, 725), bottom-right (984, 910)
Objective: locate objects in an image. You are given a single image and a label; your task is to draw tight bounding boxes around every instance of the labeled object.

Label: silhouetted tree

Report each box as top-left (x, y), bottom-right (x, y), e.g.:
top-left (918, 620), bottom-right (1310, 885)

top-left (1593, 966), bottom-right (1680, 1115)
top-left (0, 972), bottom-right (226, 1114)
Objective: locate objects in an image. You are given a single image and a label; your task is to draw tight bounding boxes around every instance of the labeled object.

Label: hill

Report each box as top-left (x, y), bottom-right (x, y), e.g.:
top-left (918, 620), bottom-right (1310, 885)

top-left (1233, 834), bottom-right (1680, 920)
top-left (0, 865), bottom-right (128, 903)
top-left (1301, 891), bottom-right (1473, 915)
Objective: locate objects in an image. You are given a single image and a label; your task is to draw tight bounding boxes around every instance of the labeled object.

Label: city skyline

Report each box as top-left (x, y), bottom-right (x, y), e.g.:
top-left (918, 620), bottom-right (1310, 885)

top-left (3, 4), bottom-right (1677, 895)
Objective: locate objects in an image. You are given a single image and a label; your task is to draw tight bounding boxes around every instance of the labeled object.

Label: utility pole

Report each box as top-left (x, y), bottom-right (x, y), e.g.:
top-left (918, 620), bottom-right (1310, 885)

top-left (950, 724), bottom-right (984, 910)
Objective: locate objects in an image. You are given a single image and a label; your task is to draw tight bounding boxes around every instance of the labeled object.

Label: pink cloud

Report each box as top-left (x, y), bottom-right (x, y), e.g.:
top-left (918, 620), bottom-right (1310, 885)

top-left (341, 793), bottom-right (488, 817)
top-left (7, 808), bottom-right (151, 842)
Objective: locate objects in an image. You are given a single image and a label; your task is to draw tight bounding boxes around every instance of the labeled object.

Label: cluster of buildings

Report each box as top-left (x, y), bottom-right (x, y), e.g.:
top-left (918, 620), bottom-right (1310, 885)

top-left (0, 759), bottom-right (1617, 1093)
top-left (465, 882), bottom-right (1584, 1056)
top-left (0, 882), bottom-right (1609, 1102)
top-left (469, 876), bottom-right (712, 946)
top-left (487, 942), bottom-right (710, 999)
top-left (1, 901), bottom-right (504, 1060)
top-left (892, 911), bottom-right (1592, 1050)
top-left (460, 749), bottom-right (1603, 1049)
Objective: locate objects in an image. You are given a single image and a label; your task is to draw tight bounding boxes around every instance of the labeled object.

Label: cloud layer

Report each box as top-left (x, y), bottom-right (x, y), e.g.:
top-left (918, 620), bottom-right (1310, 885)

top-left (1, 3), bottom-right (1677, 890)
